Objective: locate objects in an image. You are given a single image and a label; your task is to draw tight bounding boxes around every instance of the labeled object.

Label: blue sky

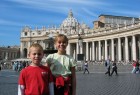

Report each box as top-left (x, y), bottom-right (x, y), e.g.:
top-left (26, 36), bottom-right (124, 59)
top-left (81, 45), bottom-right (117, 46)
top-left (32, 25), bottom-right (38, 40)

top-left (0, 0), bottom-right (140, 46)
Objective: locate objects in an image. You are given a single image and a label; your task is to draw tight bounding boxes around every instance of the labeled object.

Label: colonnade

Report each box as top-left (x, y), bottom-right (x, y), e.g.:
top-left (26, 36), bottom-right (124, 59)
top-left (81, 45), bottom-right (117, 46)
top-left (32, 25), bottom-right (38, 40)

top-left (69, 35), bottom-right (140, 62)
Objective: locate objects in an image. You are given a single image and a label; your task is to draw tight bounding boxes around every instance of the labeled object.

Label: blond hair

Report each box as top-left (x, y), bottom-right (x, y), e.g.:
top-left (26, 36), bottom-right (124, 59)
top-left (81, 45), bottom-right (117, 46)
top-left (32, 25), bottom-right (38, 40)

top-left (29, 43), bottom-right (43, 53)
top-left (54, 34), bottom-right (68, 43)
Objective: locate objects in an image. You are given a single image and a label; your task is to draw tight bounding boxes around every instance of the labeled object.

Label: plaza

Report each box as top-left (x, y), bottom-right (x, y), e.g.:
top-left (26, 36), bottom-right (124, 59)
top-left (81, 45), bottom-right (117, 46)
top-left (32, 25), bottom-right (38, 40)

top-left (0, 64), bottom-right (140, 95)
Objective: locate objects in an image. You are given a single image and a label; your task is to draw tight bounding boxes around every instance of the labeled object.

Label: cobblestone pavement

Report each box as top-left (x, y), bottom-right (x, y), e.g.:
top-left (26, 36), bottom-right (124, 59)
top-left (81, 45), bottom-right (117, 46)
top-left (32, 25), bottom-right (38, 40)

top-left (0, 70), bottom-right (19, 95)
top-left (0, 64), bottom-right (140, 95)
top-left (76, 73), bottom-right (140, 95)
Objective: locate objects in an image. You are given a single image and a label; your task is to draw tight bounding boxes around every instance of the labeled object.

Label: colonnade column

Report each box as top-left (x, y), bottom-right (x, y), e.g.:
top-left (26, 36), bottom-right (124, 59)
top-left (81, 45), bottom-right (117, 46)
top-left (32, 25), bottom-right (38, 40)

top-left (92, 41), bottom-right (95, 61)
top-left (80, 42), bottom-right (83, 54)
top-left (76, 42), bottom-right (79, 61)
top-left (98, 41), bottom-right (101, 60)
top-left (90, 45), bottom-right (92, 60)
top-left (132, 35), bottom-right (136, 60)
top-left (43, 40), bottom-right (46, 50)
top-left (118, 37), bottom-right (122, 61)
top-left (125, 36), bottom-right (129, 61)
top-left (111, 39), bottom-right (114, 61)
top-left (105, 40), bottom-right (108, 60)
top-left (86, 42), bottom-right (89, 61)
top-left (138, 37), bottom-right (140, 60)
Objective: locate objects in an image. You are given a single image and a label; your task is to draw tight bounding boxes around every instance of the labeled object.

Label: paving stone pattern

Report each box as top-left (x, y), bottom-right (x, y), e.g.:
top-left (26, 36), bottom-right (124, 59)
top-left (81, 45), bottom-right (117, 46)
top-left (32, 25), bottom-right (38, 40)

top-left (0, 64), bottom-right (140, 95)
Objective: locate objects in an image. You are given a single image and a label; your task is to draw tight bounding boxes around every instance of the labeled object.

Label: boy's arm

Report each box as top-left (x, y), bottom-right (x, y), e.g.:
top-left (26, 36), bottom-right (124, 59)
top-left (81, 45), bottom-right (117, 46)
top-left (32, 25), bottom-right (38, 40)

top-left (18, 85), bottom-right (25, 95)
top-left (71, 67), bottom-right (76, 95)
top-left (18, 70), bottom-right (25, 95)
top-left (49, 82), bottom-right (54, 95)
top-left (48, 67), bottom-right (54, 95)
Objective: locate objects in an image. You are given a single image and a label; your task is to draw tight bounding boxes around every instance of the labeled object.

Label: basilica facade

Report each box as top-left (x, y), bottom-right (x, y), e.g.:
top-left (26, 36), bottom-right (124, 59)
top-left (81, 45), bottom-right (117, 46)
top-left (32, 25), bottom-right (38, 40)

top-left (20, 10), bottom-right (140, 63)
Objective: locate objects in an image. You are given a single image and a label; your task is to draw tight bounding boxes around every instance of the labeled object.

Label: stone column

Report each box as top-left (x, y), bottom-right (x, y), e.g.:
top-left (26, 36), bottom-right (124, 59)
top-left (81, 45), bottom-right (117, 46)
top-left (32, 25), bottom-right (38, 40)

top-left (125, 36), bottom-right (129, 62)
top-left (90, 44), bottom-right (92, 60)
top-left (76, 42), bottom-right (79, 54)
top-left (132, 35), bottom-right (136, 60)
top-left (92, 41), bottom-right (95, 61)
top-left (86, 42), bottom-right (89, 61)
top-left (96, 44), bottom-right (98, 60)
top-left (138, 36), bottom-right (140, 60)
top-left (67, 43), bottom-right (70, 55)
top-left (111, 39), bottom-right (114, 61)
top-left (27, 41), bottom-right (31, 55)
top-left (98, 41), bottom-right (101, 61)
top-left (80, 42), bottom-right (83, 54)
top-left (42, 40), bottom-right (46, 50)
top-left (20, 42), bottom-right (23, 58)
top-left (118, 37), bottom-right (122, 61)
top-left (105, 40), bottom-right (108, 60)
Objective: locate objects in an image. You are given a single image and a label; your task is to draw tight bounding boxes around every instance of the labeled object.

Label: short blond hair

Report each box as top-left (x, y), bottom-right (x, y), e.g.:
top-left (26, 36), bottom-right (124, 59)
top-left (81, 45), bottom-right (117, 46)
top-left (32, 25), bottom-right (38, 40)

top-left (54, 34), bottom-right (68, 43)
top-left (29, 43), bottom-right (43, 53)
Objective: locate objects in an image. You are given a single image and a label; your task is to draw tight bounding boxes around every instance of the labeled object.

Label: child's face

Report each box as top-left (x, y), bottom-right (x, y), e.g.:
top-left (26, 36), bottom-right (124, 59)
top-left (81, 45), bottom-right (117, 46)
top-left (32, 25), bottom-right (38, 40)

top-left (55, 37), bottom-right (68, 53)
top-left (28, 47), bottom-right (44, 66)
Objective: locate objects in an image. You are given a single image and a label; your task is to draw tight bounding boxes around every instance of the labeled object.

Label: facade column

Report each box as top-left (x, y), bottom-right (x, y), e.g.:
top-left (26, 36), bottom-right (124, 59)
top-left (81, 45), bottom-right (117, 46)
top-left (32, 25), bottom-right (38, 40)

top-left (132, 35), bottom-right (136, 60)
top-left (86, 42), bottom-right (89, 61)
top-left (95, 44), bottom-right (98, 60)
top-left (43, 40), bottom-right (46, 50)
top-left (138, 36), bottom-right (140, 60)
top-left (90, 44), bottom-right (92, 60)
top-left (80, 42), bottom-right (83, 54)
top-left (105, 40), bottom-right (108, 60)
top-left (118, 37), bottom-right (122, 61)
top-left (98, 41), bottom-right (101, 60)
top-left (27, 41), bottom-right (31, 55)
top-left (102, 42), bottom-right (105, 60)
top-left (73, 49), bottom-right (76, 60)
top-left (125, 36), bottom-right (129, 62)
top-left (67, 43), bottom-right (70, 55)
top-left (76, 42), bottom-right (79, 54)
top-left (20, 42), bottom-right (23, 58)
top-left (111, 39), bottom-right (114, 61)
top-left (92, 41), bottom-right (95, 61)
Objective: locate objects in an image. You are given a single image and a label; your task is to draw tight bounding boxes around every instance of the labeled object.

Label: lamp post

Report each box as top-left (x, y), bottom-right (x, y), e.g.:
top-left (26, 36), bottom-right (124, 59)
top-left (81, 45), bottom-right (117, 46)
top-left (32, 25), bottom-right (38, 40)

top-left (43, 32), bottom-right (57, 55)
top-left (77, 34), bottom-right (84, 61)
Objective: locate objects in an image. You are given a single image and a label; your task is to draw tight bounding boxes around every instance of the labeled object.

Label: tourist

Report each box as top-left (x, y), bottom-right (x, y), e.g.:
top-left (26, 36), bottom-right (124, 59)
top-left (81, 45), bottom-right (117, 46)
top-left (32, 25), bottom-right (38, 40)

top-left (18, 43), bottom-right (54, 95)
top-left (110, 60), bottom-right (118, 76)
top-left (83, 61), bottom-right (90, 74)
top-left (105, 58), bottom-right (111, 76)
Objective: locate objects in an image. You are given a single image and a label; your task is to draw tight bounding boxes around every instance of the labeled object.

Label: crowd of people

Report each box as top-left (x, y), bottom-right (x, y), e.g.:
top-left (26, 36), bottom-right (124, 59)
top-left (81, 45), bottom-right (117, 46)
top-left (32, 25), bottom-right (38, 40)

top-left (12, 61), bottom-right (30, 72)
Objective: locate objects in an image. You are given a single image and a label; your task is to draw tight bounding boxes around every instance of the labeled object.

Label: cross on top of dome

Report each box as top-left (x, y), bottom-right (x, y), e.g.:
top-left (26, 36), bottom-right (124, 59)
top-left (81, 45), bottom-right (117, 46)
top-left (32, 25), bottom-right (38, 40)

top-left (68, 9), bottom-right (73, 18)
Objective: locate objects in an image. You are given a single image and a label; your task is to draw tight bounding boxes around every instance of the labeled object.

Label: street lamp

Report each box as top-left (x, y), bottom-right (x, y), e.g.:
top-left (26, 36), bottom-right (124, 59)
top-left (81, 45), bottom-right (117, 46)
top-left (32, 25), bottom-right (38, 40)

top-left (77, 34), bottom-right (84, 61)
top-left (78, 34), bottom-right (83, 48)
top-left (43, 32), bottom-right (57, 55)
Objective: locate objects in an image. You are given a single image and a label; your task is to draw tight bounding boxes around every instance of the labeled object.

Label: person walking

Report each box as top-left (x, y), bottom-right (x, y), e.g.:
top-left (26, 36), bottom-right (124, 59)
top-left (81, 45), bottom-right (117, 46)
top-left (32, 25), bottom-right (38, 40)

top-left (134, 59), bottom-right (140, 74)
top-left (105, 58), bottom-right (111, 76)
top-left (45, 34), bottom-right (76, 95)
top-left (132, 60), bottom-right (136, 73)
top-left (111, 60), bottom-right (118, 76)
top-left (83, 61), bottom-right (90, 74)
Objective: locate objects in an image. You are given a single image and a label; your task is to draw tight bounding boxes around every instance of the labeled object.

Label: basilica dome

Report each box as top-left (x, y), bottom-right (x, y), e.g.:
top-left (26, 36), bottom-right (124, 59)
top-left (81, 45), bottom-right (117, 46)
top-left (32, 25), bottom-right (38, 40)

top-left (60, 10), bottom-right (79, 29)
